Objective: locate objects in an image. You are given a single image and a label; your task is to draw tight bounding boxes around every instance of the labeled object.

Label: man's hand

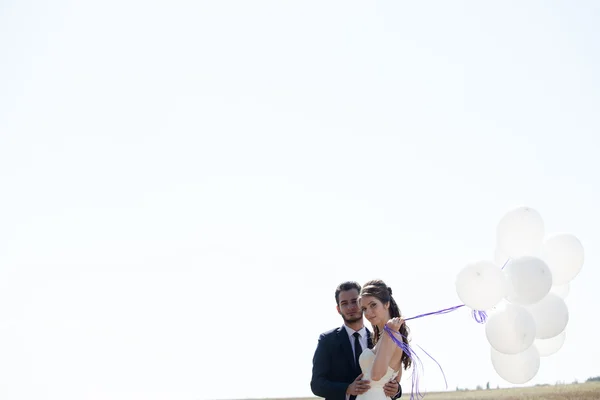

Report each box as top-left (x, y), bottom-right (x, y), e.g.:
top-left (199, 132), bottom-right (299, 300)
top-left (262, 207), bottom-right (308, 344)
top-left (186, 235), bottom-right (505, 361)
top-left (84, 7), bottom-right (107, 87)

top-left (383, 378), bottom-right (400, 398)
top-left (346, 374), bottom-right (371, 396)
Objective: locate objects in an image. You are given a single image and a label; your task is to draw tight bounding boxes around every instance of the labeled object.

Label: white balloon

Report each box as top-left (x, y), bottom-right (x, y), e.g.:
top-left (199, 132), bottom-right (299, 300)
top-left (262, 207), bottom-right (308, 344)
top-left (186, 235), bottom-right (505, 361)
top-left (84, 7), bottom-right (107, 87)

top-left (504, 256), bottom-right (552, 305)
top-left (490, 298), bottom-right (509, 312)
top-left (527, 293), bottom-right (569, 339)
top-left (534, 330), bottom-right (566, 357)
top-left (496, 206), bottom-right (545, 259)
top-left (491, 345), bottom-right (540, 384)
top-left (550, 283), bottom-right (570, 299)
top-left (456, 261), bottom-right (508, 310)
top-left (485, 303), bottom-right (536, 354)
top-left (542, 234), bottom-right (585, 285)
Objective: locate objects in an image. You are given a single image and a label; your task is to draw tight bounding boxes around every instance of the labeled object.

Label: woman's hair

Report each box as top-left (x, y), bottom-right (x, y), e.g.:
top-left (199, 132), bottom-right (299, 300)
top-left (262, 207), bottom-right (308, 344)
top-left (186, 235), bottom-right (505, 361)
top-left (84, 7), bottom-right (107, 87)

top-left (360, 279), bottom-right (412, 370)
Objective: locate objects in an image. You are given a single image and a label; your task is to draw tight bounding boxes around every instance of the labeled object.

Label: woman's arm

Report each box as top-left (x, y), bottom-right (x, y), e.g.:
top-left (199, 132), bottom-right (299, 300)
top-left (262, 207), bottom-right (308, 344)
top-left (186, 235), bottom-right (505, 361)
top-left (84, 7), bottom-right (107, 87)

top-left (371, 318), bottom-right (404, 381)
top-left (395, 367), bottom-right (403, 382)
top-left (370, 332), bottom-right (396, 381)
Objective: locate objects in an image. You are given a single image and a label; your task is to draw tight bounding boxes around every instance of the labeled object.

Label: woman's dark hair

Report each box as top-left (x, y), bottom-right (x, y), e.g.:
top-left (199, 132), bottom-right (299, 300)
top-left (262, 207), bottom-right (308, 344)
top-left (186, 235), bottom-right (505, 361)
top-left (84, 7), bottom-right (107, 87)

top-left (360, 279), bottom-right (412, 370)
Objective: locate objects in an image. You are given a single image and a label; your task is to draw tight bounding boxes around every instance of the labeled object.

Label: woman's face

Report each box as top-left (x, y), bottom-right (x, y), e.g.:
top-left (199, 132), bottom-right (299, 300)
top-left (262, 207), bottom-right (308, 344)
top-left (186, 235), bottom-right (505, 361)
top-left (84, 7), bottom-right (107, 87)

top-left (360, 295), bottom-right (390, 326)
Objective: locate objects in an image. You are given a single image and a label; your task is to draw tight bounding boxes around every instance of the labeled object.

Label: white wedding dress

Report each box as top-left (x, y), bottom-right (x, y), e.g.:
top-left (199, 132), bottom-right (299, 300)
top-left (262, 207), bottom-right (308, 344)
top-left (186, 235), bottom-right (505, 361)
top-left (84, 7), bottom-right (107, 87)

top-left (356, 348), bottom-right (397, 400)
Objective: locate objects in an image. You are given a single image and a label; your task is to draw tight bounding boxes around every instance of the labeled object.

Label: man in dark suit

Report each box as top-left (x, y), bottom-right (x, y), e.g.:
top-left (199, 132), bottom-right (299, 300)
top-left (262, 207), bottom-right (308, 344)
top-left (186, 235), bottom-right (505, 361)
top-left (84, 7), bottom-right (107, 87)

top-left (310, 281), bottom-right (402, 400)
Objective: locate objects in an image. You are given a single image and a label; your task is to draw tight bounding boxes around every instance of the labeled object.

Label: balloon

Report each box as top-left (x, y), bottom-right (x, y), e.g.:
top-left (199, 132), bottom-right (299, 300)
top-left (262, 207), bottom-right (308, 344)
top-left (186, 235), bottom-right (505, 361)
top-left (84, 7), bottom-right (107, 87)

top-left (542, 234), bottom-right (584, 285)
top-left (527, 293), bottom-right (569, 339)
top-left (534, 330), bottom-right (566, 357)
top-left (504, 256), bottom-right (552, 305)
top-left (490, 298), bottom-right (509, 312)
top-left (550, 283), bottom-right (570, 299)
top-left (485, 303), bottom-right (536, 354)
top-left (455, 261), bottom-right (508, 310)
top-left (491, 345), bottom-right (540, 384)
top-left (496, 206), bottom-right (545, 259)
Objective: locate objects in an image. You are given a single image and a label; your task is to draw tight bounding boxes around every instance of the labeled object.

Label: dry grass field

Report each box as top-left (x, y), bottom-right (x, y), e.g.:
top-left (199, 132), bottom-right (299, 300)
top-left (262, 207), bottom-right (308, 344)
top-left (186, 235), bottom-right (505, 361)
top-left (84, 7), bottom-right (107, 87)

top-left (243, 382), bottom-right (600, 400)
top-left (419, 382), bottom-right (600, 400)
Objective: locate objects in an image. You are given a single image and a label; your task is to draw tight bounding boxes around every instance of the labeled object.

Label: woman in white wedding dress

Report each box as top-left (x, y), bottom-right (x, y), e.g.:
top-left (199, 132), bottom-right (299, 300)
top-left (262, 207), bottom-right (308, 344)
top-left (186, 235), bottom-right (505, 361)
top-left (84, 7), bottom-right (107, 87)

top-left (357, 280), bottom-right (412, 400)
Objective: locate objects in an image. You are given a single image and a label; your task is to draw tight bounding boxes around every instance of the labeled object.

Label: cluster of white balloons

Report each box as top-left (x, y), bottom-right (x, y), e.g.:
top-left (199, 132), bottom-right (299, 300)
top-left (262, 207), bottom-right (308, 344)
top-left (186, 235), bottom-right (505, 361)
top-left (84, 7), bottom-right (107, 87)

top-left (455, 206), bottom-right (584, 384)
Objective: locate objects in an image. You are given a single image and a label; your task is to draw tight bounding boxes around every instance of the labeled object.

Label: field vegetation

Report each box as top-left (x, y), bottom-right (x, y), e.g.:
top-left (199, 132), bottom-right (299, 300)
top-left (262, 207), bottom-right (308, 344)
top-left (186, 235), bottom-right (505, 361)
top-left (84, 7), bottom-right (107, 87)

top-left (244, 380), bottom-right (600, 400)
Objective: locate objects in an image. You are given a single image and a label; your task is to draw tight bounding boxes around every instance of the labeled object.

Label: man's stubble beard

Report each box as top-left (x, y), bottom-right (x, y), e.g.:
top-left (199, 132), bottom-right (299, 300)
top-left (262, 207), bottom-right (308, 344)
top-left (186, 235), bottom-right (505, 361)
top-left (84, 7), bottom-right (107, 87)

top-left (343, 314), bottom-right (363, 324)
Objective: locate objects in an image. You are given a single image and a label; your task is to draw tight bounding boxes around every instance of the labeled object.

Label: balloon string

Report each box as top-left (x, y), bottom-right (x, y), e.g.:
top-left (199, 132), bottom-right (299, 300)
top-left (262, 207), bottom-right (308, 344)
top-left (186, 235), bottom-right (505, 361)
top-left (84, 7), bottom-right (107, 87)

top-left (404, 304), bottom-right (487, 324)
top-left (404, 304), bottom-right (466, 321)
top-left (383, 325), bottom-right (448, 400)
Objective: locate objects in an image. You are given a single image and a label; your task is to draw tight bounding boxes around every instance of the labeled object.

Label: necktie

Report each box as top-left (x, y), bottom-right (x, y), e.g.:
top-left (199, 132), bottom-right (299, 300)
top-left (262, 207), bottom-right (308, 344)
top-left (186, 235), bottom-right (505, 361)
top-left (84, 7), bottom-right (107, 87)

top-left (353, 332), bottom-right (362, 368)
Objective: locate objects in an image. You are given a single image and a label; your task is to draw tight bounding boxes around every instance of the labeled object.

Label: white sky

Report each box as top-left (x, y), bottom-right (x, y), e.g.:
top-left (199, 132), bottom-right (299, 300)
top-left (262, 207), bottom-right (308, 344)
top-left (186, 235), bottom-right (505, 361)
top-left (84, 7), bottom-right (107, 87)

top-left (1, 1), bottom-right (599, 399)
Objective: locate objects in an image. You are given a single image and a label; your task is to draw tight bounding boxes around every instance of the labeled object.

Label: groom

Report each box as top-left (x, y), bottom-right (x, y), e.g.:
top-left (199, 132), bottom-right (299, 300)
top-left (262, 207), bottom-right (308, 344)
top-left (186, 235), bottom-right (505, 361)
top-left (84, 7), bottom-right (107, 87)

top-left (310, 281), bottom-right (402, 400)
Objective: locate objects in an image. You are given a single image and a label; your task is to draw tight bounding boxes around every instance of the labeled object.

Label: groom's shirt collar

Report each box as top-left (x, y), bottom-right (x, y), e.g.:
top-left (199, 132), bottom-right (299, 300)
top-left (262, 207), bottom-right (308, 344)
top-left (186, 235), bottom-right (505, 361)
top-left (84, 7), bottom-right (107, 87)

top-left (343, 324), bottom-right (367, 339)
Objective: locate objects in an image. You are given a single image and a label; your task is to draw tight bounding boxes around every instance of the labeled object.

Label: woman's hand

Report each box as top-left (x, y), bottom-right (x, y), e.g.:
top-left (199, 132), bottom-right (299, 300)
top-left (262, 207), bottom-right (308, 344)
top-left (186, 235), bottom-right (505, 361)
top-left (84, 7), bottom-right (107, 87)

top-left (385, 317), bottom-right (404, 332)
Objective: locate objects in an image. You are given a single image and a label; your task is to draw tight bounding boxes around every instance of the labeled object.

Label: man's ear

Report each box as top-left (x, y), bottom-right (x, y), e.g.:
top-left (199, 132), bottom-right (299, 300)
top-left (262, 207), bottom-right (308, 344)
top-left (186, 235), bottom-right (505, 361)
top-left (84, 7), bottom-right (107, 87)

top-left (336, 305), bottom-right (341, 315)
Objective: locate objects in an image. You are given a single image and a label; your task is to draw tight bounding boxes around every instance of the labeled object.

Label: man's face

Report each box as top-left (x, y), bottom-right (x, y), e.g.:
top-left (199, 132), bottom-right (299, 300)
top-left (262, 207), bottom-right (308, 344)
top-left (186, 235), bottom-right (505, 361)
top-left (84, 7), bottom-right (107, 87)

top-left (336, 289), bottom-right (363, 323)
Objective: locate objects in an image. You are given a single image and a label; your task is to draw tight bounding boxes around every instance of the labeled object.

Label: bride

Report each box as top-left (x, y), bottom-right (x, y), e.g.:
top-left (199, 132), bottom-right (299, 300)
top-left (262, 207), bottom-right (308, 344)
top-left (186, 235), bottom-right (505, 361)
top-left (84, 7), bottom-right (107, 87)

top-left (357, 280), bottom-right (412, 400)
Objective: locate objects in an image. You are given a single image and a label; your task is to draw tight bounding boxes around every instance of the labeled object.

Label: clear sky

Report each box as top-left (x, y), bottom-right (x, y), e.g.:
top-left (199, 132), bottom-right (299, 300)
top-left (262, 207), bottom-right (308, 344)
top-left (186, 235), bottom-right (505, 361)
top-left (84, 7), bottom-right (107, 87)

top-left (1, 1), bottom-right (599, 400)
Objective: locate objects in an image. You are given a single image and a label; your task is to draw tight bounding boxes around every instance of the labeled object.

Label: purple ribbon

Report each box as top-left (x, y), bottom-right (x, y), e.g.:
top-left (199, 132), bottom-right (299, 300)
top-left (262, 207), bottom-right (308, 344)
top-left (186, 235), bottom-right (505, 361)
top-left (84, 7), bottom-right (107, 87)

top-left (472, 310), bottom-right (488, 323)
top-left (383, 325), bottom-right (447, 400)
top-left (404, 304), bottom-right (488, 324)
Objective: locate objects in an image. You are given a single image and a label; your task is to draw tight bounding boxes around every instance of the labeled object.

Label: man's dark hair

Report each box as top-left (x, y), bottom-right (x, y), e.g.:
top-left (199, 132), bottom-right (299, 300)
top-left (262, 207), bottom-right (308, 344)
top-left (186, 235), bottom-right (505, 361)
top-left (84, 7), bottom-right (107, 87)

top-left (334, 281), bottom-right (361, 305)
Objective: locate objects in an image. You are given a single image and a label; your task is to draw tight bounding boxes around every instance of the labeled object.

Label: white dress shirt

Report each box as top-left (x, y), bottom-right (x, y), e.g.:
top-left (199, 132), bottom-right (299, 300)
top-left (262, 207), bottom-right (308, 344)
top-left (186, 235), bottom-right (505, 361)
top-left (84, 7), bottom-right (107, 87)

top-left (343, 325), bottom-right (369, 400)
top-left (343, 324), bottom-right (369, 363)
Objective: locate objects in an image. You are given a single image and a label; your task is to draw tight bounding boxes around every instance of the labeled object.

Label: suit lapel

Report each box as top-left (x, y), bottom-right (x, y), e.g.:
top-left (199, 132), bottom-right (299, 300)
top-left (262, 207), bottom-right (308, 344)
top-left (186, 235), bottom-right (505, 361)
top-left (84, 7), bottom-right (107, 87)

top-left (337, 325), bottom-right (356, 371)
top-left (366, 329), bottom-right (373, 349)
